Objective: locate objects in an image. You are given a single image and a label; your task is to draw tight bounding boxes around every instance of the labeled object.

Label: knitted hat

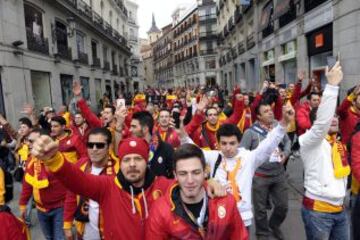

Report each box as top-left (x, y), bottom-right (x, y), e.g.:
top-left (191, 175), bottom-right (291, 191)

top-left (118, 137), bottom-right (149, 161)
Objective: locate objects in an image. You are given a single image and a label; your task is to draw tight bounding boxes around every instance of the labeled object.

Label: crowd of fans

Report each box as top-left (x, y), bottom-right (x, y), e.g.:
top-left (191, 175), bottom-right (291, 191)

top-left (0, 61), bottom-right (359, 240)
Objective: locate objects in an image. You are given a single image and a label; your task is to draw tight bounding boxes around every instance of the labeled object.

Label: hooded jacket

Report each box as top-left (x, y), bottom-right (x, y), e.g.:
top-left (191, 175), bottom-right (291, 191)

top-left (45, 153), bottom-right (173, 240)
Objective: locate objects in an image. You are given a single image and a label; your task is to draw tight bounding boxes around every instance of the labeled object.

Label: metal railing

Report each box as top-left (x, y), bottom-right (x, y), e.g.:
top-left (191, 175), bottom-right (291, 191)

top-left (78, 52), bottom-right (88, 65)
top-left (57, 44), bottom-right (72, 60)
top-left (92, 57), bottom-right (101, 67)
top-left (26, 28), bottom-right (49, 55)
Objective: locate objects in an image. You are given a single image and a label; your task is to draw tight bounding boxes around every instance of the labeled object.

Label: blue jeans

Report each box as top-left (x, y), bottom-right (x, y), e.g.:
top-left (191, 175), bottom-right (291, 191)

top-left (301, 207), bottom-right (349, 240)
top-left (37, 207), bottom-right (65, 240)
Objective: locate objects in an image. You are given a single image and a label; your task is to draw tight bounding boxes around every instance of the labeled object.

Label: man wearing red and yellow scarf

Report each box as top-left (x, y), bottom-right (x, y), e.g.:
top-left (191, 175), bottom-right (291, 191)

top-left (19, 129), bottom-right (67, 240)
top-left (63, 128), bottom-right (119, 240)
top-left (299, 61), bottom-right (350, 239)
top-left (337, 85), bottom-right (360, 144)
top-left (185, 95), bottom-right (244, 150)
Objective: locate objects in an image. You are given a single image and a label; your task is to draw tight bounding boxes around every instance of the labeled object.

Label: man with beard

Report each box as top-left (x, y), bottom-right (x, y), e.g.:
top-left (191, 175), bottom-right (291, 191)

top-left (50, 116), bottom-right (87, 163)
top-left (70, 112), bottom-right (91, 143)
top-left (73, 81), bottom-right (117, 130)
top-left (145, 144), bottom-right (248, 240)
top-left (30, 136), bottom-right (225, 240)
top-left (128, 111), bottom-right (174, 178)
top-left (154, 109), bottom-right (180, 149)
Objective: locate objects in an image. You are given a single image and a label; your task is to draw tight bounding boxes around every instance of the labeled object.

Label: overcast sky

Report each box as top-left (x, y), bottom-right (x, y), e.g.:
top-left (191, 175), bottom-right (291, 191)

top-left (136, 0), bottom-right (196, 38)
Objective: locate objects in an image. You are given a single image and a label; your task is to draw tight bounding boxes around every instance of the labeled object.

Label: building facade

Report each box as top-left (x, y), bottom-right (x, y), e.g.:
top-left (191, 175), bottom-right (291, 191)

top-left (217, 0), bottom-right (360, 96)
top-left (0, 0), bottom-right (132, 124)
top-left (173, 0), bottom-right (219, 88)
top-left (153, 24), bottom-right (174, 88)
top-left (140, 38), bottom-right (155, 87)
top-left (125, 0), bottom-right (143, 92)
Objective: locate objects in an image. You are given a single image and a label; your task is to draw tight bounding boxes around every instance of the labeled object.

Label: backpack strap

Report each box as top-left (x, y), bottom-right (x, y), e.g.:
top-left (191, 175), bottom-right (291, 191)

top-left (212, 154), bottom-right (222, 178)
top-left (0, 205), bottom-right (11, 213)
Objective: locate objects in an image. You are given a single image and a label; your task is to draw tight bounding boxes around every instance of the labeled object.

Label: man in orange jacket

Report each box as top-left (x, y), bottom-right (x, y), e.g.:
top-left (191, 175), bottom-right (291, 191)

top-left (145, 143), bottom-right (248, 240)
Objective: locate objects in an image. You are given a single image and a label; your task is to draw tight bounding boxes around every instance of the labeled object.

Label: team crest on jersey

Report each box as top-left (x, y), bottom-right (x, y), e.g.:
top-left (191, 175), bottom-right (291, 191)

top-left (152, 189), bottom-right (162, 200)
top-left (217, 205), bottom-right (226, 219)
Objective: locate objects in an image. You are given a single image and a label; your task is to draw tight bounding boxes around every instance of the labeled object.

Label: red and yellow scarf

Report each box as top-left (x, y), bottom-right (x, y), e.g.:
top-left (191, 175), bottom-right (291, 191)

top-left (326, 135), bottom-right (350, 179)
top-left (237, 107), bottom-right (252, 133)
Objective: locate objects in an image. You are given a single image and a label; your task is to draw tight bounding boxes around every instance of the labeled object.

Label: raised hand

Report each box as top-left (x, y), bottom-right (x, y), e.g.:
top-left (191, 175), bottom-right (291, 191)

top-left (325, 61), bottom-right (343, 86)
top-left (22, 103), bottom-right (34, 116)
top-left (260, 81), bottom-right (269, 94)
top-left (297, 70), bottom-right (305, 82)
top-left (353, 85), bottom-right (360, 95)
top-left (72, 81), bottom-right (82, 98)
top-left (31, 135), bottom-right (59, 161)
top-left (115, 106), bottom-right (127, 131)
top-left (0, 113), bottom-right (7, 125)
top-left (196, 96), bottom-right (209, 113)
top-left (280, 102), bottom-right (295, 127)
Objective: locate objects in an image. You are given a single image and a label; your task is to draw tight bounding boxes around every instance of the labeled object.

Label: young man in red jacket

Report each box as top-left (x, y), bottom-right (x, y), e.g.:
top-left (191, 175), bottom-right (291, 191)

top-left (51, 116), bottom-right (87, 164)
top-left (145, 143), bottom-right (248, 240)
top-left (337, 85), bottom-right (360, 143)
top-left (31, 135), bottom-right (226, 240)
top-left (185, 96), bottom-right (244, 150)
top-left (296, 92), bottom-right (322, 135)
top-left (351, 122), bottom-right (360, 239)
top-left (32, 136), bottom-right (170, 240)
top-left (154, 109), bottom-right (180, 148)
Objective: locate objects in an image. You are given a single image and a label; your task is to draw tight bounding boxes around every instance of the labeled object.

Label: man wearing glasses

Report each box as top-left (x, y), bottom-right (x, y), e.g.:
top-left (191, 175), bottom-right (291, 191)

top-left (63, 128), bottom-right (119, 240)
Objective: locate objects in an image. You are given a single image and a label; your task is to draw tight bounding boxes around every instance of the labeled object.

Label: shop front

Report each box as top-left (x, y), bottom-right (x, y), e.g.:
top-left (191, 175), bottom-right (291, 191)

top-left (279, 41), bottom-right (297, 84)
top-left (306, 23), bottom-right (333, 88)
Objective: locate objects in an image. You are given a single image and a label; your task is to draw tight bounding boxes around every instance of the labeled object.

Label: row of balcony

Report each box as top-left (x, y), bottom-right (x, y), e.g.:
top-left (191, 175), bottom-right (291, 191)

top-left (199, 31), bottom-right (217, 40)
top-left (173, 36), bottom-right (197, 51)
top-left (174, 17), bottom-right (197, 38)
top-left (153, 49), bottom-right (172, 62)
top-left (62, 0), bottom-right (128, 47)
top-left (174, 51), bottom-right (198, 64)
top-left (219, 33), bottom-right (255, 67)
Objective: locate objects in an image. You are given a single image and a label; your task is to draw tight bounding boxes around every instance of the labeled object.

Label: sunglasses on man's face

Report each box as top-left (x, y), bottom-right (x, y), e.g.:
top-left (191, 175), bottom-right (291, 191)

top-left (87, 142), bottom-right (107, 149)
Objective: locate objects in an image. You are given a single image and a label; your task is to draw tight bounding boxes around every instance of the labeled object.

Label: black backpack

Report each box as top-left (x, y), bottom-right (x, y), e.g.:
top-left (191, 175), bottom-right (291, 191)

top-left (0, 162), bottom-right (13, 203)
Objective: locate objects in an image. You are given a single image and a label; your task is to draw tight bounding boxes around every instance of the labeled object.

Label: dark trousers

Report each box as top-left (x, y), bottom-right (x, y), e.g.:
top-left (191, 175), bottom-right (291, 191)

top-left (252, 174), bottom-right (288, 238)
top-left (353, 194), bottom-right (360, 240)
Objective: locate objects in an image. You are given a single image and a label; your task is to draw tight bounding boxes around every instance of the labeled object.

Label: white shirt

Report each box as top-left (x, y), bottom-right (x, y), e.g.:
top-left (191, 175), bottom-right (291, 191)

top-left (299, 84), bottom-right (347, 206)
top-left (83, 166), bottom-right (103, 240)
top-left (182, 124), bottom-right (286, 226)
